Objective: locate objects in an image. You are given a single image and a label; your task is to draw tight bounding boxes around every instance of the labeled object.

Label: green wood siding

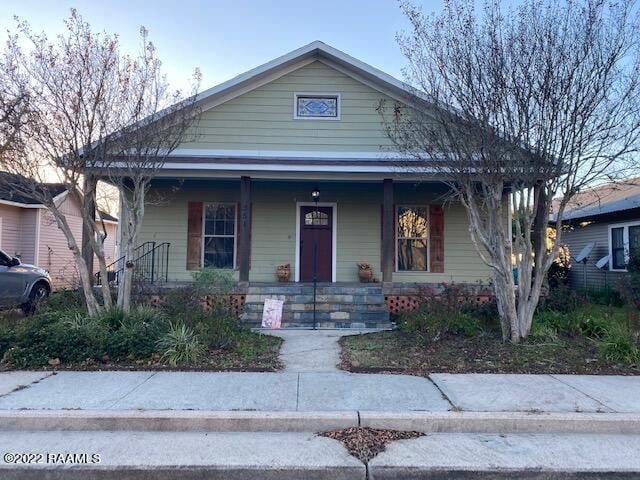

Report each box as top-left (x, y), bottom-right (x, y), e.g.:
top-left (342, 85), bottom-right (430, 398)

top-left (137, 181), bottom-right (492, 284)
top-left (181, 61), bottom-right (397, 152)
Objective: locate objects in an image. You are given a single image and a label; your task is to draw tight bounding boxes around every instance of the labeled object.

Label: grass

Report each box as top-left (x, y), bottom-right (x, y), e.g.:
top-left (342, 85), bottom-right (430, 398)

top-left (340, 305), bottom-right (640, 375)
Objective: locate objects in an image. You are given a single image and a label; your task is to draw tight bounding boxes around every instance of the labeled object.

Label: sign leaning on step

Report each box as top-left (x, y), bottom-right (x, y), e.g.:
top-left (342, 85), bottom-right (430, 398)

top-left (261, 298), bottom-right (284, 329)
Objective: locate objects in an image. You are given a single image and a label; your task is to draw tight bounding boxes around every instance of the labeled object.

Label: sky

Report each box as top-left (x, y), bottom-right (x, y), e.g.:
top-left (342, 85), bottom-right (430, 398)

top-left (0, 0), bottom-right (444, 93)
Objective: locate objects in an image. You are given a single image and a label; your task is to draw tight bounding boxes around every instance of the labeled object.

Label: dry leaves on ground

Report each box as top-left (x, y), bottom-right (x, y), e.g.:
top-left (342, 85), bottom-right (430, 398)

top-left (318, 427), bottom-right (423, 463)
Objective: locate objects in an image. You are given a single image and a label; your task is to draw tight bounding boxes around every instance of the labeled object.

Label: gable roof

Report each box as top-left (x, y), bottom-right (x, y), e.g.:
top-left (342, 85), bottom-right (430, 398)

top-left (0, 171), bottom-right (67, 205)
top-left (551, 178), bottom-right (640, 221)
top-left (0, 171), bottom-right (117, 222)
top-left (193, 40), bottom-right (420, 113)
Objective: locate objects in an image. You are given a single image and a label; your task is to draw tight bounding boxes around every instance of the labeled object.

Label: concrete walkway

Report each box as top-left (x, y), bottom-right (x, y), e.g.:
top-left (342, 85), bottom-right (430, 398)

top-left (266, 329), bottom-right (371, 372)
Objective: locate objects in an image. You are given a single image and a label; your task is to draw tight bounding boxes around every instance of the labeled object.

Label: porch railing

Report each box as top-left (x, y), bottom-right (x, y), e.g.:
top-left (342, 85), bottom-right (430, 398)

top-left (95, 241), bottom-right (170, 286)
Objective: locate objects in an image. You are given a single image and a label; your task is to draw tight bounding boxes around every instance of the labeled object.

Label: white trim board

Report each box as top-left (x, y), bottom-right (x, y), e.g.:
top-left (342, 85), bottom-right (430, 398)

top-left (34, 209), bottom-right (42, 265)
top-left (167, 149), bottom-right (415, 160)
top-left (294, 202), bottom-right (337, 283)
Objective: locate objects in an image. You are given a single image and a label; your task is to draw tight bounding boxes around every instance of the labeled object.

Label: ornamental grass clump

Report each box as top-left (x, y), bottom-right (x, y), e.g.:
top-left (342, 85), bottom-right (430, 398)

top-left (157, 322), bottom-right (206, 367)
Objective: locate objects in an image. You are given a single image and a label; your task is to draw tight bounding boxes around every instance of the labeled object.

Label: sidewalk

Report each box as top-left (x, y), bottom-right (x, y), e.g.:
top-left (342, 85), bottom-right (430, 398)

top-left (0, 370), bottom-right (639, 413)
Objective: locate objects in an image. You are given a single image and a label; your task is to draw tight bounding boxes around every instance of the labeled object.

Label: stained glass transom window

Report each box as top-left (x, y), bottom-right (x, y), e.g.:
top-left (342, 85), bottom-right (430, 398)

top-left (296, 95), bottom-right (339, 118)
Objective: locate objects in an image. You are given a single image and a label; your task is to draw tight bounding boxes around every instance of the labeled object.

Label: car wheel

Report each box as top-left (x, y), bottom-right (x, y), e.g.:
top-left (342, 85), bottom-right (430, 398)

top-left (21, 283), bottom-right (50, 315)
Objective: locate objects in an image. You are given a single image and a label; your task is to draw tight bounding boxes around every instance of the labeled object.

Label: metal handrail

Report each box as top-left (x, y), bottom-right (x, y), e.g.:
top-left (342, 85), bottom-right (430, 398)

top-left (95, 241), bottom-right (170, 286)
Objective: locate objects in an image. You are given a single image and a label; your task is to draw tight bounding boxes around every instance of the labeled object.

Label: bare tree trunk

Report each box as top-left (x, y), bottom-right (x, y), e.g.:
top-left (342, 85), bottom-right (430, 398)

top-left (91, 221), bottom-right (113, 310)
top-left (117, 188), bottom-right (144, 314)
top-left (52, 209), bottom-right (101, 317)
top-left (81, 175), bottom-right (96, 280)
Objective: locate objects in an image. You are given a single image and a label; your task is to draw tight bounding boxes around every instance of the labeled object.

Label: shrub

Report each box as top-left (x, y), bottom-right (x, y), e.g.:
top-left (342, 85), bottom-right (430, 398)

top-left (539, 283), bottom-right (580, 313)
top-left (398, 283), bottom-right (487, 341)
top-left (3, 318), bottom-right (108, 368)
top-left (599, 323), bottom-right (640, 367)
top-left (157, 322), bottom-right (206, 366)
top-left (200, 311), bottom-right (242, 349)
top-left (98, 307), bottom-right (127, 331)
top-left (578, 288), bottom-right (624, 307)
top-left (191, 267), bottom-right (234, 299)
top-left (530, 323), bottom-right (561, 343)
top-left (619, 247), bottom-right (640, 311)
top-left (44, 290), bottom-right (85, 313)
top-left (533, 309), bottom-right (611, 340)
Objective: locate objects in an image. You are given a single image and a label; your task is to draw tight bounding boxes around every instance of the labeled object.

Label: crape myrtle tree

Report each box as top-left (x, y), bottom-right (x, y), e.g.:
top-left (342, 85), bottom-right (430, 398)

top-left (105, 30), bottom-right (200, 313)
top-left (381, 0), bottom-right (640, 342)
top-left (0, 10), bottom-right (198, 316)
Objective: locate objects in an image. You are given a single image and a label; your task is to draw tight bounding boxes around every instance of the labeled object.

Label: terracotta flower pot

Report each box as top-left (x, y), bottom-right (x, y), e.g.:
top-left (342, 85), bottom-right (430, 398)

top-left (358, 263), bottom-right (373, 283)
top-left (277, 264), bottom-right (291, 282)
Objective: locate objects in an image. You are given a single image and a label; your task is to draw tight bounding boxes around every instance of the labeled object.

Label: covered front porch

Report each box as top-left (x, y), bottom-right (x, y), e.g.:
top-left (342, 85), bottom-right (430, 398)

top-left (137, 176), bottom-right (491, 287)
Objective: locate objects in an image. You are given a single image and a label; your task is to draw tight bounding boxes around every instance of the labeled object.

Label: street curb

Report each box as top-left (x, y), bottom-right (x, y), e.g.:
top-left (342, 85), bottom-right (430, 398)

top-left (0, 410), bottom-right (359, 432)
top-left (1, 410), bottom-right (639, 433)
top-left (0, 466), bottom-right (365, 480)
top-left (367, 467), bottom-right (640, 479)
top-left (360, 411), bottom-right (640, 434)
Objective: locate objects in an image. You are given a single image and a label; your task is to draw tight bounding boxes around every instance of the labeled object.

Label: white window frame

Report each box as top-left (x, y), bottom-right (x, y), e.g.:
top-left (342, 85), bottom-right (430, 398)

top-left (293, 92), bottom-right (341, 120)
top-left (202, 202), bottom-right (237, 270)
top-left (395, 205), bottom-right (430, 273)
top-left (608, 221), bottom-right (640, 272)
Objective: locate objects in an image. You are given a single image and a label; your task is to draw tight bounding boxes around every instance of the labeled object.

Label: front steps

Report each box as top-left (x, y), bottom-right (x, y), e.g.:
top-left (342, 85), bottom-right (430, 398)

top-left (239, 283), bottom-right (391, 329)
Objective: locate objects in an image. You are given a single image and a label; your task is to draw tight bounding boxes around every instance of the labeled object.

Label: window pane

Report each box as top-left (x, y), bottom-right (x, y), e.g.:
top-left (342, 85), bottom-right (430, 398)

top-left (205, 204), bottom-right (235, 236)
top-left (611, 227), bottom-right (625, 269)
top-left (397, 239), bottom-right (428, 271)
top-left (629, 226), bottom-right (640, 253)
top-left (613, 248), bottom-right (626, 270)
top-left (305, 211), bottom-right (329, 226)
top-left (397, 207), bottom-right (428, 238)
top-left (203, 237), bottom-right (234, 269)
top-left (612, 227), bottom-right (624, 248)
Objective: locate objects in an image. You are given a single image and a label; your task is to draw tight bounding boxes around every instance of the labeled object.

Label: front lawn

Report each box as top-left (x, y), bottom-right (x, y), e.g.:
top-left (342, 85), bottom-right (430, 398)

top-left (341, 297), bottom-right (640, 375)
top-left (0, 275), bottom-right (282, 372)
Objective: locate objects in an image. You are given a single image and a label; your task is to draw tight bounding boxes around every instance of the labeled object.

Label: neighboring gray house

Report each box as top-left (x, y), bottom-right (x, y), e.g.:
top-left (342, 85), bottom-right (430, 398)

top-left (553, 179), bottom-right (640, 290)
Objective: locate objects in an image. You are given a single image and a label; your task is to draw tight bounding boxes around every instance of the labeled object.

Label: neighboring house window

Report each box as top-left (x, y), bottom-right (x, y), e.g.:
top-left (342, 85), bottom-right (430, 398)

top-left (203, 203), bottom-right (236, 269)
top-left (294, 93), bottom-right (340, 119)
top-left (397, 206), bottom-right (429, 271)
top-left (609, 222), bottom-right (640, 271)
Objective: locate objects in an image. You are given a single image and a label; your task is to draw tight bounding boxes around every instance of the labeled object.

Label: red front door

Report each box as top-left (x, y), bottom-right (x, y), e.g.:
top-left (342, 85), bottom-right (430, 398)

top-left (299, 206), bottom-right (333, 282)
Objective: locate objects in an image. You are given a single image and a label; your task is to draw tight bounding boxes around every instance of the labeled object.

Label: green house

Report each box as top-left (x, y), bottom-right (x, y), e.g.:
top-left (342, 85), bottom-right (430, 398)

top-left (130, 41), bottom-right (499, 328)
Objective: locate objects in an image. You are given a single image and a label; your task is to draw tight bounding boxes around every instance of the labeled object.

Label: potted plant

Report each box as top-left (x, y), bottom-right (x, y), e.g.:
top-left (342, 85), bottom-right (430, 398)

top-left (358, 262), bottom-right (373, 283)
top-left (277, 263), bottom-right (291, 282)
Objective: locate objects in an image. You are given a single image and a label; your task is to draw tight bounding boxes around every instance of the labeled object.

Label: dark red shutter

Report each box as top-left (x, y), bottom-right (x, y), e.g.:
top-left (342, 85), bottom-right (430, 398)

top-left (186, 202), bottom-right (203, 270)
top-left (429, 204), bottom-right (445, 273)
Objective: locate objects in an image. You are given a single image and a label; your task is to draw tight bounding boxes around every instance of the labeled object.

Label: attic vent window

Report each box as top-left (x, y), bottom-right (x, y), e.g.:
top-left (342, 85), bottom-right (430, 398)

top-left (294, 93), bottom-right (340, 119)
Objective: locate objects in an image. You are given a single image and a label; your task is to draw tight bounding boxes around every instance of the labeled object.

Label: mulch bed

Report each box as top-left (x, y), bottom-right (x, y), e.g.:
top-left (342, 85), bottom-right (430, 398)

top-left (318, 427), bottom-right (423, 463)
top-left (0, 344), bottom-right (283, 373)
top-left (340, 330), bottom-right (640, 375)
